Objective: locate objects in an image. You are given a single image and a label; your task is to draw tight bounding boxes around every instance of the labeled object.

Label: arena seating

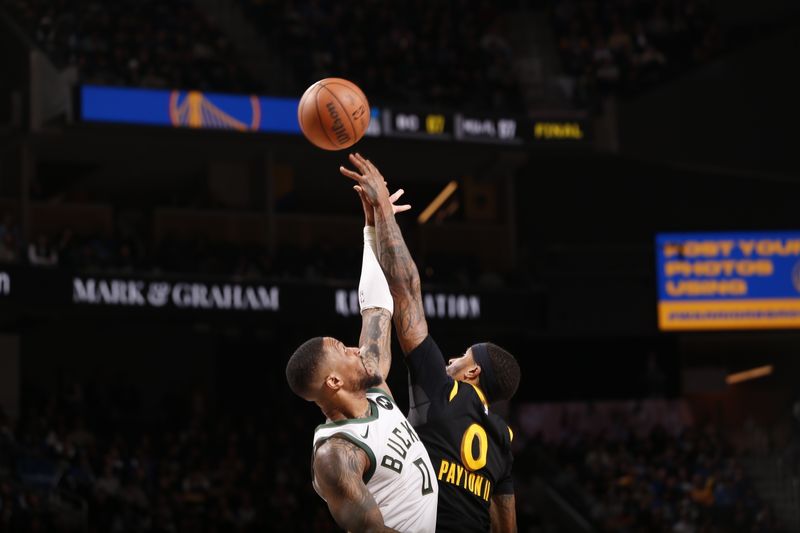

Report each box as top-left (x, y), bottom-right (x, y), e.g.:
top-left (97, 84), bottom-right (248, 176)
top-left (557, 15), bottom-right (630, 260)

top-left (3, 0), bottom-right (258, 92)
top-left (3, 393), bottom-right (788, 532)
top-left (551, 0), bottom-right (724, 106)
top-left (237, 0), bottom-right (525, 112)
top-left (0, 208), bottom-right (516, 288)
top-left (514, 401), bottom-right (783, 532)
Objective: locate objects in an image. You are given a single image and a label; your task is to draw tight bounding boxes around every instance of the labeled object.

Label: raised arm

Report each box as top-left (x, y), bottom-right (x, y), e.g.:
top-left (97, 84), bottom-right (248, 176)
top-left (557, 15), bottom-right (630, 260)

top-left (355, 185), bottom-right (410, 382)
top-left (314, 438), bottom-right (400, 533)
top-left (342, 154), bottom-right (429, 355)
top-left (359, 308), bottom-right (393, 382)
top-left (490, 493), bottom-right (518, 533)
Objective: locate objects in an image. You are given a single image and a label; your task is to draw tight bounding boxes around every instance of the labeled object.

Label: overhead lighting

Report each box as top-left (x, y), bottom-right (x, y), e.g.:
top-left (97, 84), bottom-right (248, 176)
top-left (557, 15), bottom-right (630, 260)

top-left (418, 181), bottom-right (458, 224)
top-left (725, 365), bottom-right (773, 385)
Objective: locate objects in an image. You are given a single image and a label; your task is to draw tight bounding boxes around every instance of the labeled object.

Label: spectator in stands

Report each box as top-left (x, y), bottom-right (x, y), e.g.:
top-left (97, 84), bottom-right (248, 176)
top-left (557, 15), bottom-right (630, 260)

top-left (6, 0), bottom-right (258, 93)
top-left (514, 402), bottom-right (783, 532)
top-left (3, 381), bottom-right (333, 532)
top-left (551, 0), bottom-right (724, 106)
top-left (28, 234), bottom-right (58, 267)
top-left (241, 0), bottom-right (524, 113)
top-left (0, 214), bottom-right (21, 263)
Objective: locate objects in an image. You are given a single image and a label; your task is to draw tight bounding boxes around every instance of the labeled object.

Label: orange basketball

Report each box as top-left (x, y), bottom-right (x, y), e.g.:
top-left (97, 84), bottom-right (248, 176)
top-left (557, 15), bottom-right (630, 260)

top-left (297, 78), bottom-right (370, 151)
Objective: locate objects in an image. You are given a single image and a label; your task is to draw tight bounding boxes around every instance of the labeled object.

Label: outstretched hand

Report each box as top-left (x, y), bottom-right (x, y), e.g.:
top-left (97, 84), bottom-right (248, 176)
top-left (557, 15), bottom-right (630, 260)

top-left (340, 153), bottom-right (392, 209)
top-left (355, 185), bottom-right (410, 226)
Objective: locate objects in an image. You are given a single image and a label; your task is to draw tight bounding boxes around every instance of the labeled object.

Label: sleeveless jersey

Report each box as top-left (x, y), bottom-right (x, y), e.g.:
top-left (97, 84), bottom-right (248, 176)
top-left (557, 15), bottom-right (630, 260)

top-left (312, 388), bottom-right (438, 533)
top-left (406, 336), bottom-right (515, 533)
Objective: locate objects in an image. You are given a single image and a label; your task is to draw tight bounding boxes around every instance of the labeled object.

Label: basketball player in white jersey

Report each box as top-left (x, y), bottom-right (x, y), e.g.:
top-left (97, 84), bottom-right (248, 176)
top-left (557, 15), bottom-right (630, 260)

top-left (286, 190), bottom-right (438, 532)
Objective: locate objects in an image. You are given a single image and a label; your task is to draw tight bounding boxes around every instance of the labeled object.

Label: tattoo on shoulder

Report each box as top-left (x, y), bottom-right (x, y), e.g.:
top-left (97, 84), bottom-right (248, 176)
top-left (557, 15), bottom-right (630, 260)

top-left (316, 437), bottom-right (368, 483)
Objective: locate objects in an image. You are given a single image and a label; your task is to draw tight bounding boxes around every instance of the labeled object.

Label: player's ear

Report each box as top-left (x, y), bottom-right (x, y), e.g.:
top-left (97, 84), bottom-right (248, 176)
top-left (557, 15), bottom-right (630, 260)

top-left (325, 374), bottom-right (343, 392)
top-left (465, 364), bottom-right (481, 381)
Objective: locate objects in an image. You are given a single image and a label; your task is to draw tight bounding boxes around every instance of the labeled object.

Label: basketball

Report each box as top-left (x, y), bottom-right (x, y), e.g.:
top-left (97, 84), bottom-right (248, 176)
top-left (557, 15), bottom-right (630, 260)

top-left (297, 78), bottom-right (370, 151)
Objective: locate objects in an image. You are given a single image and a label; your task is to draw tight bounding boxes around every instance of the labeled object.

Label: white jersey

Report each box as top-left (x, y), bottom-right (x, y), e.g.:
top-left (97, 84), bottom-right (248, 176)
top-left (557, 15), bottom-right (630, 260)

top-left (313, 388), bottom-right (438, 532)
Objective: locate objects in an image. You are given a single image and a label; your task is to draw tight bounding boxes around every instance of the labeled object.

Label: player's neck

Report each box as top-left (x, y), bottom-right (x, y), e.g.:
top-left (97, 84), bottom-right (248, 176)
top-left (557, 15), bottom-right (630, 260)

top-left (322, 392), bottom-right (370, 422)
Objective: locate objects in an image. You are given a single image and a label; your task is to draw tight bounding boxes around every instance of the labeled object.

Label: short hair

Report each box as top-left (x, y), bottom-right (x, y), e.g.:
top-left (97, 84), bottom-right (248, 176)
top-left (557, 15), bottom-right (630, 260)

top-left (286, 337), bottom-right (326, 396)
top-left (485, 343), bottom-right (520, 403)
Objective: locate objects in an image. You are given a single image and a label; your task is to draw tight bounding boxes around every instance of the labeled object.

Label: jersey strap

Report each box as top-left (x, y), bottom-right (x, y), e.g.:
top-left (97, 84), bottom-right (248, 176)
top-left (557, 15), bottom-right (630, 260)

top-left (313, 400), bottom-right (381, 484)
top-left (366, 386), bottom-right (394, 401)
top-left (314, 399), bottom-right (379, 432)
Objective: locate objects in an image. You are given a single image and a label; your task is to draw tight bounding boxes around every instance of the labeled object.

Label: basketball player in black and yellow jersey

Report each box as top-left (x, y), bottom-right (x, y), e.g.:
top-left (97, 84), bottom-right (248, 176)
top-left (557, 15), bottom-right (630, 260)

top-left (343, 153), bottom-right (520, 533)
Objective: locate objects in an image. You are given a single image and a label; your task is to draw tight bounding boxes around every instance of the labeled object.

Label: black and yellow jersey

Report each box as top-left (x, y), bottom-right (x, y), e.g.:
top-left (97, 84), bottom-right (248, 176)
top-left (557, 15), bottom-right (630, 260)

top-left (406, 336), bottom-right (513, 533)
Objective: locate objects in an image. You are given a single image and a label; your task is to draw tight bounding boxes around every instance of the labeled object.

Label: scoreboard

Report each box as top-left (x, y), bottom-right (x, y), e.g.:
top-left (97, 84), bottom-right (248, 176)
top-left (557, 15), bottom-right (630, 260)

top-left (80, 85), bottom-right (589, 146)
top-left (367, 108), bottom-right (584, 145)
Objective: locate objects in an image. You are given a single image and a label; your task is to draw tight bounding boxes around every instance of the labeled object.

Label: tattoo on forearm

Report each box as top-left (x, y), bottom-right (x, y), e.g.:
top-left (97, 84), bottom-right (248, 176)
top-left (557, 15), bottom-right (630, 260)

top-left (360, 309), bottom-right (392, 374)
top-left (374, 209), bottom-right (427, 348)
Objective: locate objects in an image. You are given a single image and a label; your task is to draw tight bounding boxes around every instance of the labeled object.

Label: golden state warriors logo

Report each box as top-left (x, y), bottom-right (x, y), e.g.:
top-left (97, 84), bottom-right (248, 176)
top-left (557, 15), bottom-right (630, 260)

top-left (169, 91), bottom-right (261, 131)
top-left (793, 261), bottom-right (800, 293)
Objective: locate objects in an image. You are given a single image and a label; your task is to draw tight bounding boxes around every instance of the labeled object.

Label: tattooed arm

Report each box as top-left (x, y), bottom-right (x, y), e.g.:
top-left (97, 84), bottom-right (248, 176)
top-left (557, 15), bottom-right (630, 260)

top-left (359, 308), bottom-right (393, 385)
top-left (490, 494), bottom-right (518, 533)
top-left (342, 154), bottom-right (429, 355)
top-left (374, 201), bottom-right (429, 355)
top-left (314, 437), bottom-right (399, 533)
top-left (354, 184), bottom-right (410, 389)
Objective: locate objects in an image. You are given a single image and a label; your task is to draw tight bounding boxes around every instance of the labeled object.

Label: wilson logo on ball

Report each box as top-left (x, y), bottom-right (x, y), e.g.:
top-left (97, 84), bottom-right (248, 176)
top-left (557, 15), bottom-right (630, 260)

top-left (325, 102), bottom-right (351, 145)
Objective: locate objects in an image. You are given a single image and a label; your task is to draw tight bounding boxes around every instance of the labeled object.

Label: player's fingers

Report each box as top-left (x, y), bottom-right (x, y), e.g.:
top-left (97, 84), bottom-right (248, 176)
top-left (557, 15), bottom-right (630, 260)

top-left (366, 159), bottom-right (381, 176)
top-left (339, 165), bottom-right (362, 181)
top-left (361, 155), bottom-right (381, 179)
top-left (394, 204), bottom-right (412, 213)
top-left (389, 189), bottom-right (405, 203)
top-left (351, 153), bottom-right (369, 173)
top-left (348, 153), bottom-right (365, 173)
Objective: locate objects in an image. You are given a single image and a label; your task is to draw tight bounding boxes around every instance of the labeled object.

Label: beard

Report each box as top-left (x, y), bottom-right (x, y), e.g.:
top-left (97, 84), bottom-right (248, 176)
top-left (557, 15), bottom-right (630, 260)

top-left (356, 371), bottom-right (383, 391)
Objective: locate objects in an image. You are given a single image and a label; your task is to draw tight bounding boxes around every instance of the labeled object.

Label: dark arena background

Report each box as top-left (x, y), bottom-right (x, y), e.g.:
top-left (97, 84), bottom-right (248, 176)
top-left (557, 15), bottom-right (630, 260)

top-left (2, 0), bottom-right (800, 532)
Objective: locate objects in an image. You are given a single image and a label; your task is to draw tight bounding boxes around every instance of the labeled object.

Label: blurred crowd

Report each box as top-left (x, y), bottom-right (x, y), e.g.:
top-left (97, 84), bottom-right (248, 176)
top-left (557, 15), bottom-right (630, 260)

top-left (5, 0), bottom-right (525, 112)
top-left (2, 387), bottom-right (790, 532)
top-left (239, 0), bottom-right (524, 112)
top-left (514, 401), bottom-right (785, 533)
top-left (4, 0), bottom-right (731, 114)
top-left (4, 0), bottom-right (256, 92)
top-left (0, 381), bottom-right (331, 532)
top-left (551, 0), bottom-right (724, 106)
top-left (549, 427), bottom-right (776, 532)
top-left (0, 214), bottom-right (21, 264)
top-left (0, 212), bottom-right (515, 288)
